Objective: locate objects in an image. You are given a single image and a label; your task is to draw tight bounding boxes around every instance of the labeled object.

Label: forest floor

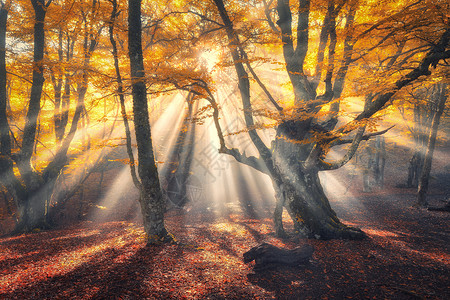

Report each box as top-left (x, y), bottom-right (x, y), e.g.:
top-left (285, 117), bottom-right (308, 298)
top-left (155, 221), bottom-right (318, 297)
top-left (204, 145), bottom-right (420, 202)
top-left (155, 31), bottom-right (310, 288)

top-left (1, 139), bottom-right (450, 299)
top-left (0, 179), bottom-right (449, 299)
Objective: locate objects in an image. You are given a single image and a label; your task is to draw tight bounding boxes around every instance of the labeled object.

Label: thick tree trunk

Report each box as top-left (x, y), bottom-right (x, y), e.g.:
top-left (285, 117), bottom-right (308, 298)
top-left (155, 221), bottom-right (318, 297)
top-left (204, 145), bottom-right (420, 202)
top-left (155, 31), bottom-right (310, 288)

top-left (0, 4), bottom-right (17, 213)
top-left (10, 0), bottom-right (48, 232)
top-left (128, 0), bottom-right (172, 243)
top-left (274, 165), bottom-right (365, 239)
top-left (211, 0), bottom-right (448, 240)
top-left (272, 128), bottom-right (366, 240)
top-left (18, 0), bottom-right (46, 186)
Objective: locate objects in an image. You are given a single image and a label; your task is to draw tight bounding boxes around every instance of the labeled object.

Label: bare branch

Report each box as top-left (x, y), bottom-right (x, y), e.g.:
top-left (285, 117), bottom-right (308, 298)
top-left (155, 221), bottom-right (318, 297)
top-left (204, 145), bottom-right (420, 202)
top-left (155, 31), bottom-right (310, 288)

top-left (318, 125), bottom-right (366, 171)
top-left (397, 106), bottom-right (415, 134)
top-left (326, 27), bottom-right (450, 141)
top-left (240, 49), bottom-right (283, 112)
top-left (219, 146), bottom-right (270, 174)
top-left (188, 9), bottom-right (225, 28)
top-left (213, 0), bottom-right (275, 174)
top-left (262, 0), bottom-right (279, 33)
top-left (356, 0), bottom-right (422, 39)
top-left (329, 125), bottom-right (394, 147)
top-left (196, 80), bottom-right (270, 174)
top-left (9, 124), bottom-right (55, 158)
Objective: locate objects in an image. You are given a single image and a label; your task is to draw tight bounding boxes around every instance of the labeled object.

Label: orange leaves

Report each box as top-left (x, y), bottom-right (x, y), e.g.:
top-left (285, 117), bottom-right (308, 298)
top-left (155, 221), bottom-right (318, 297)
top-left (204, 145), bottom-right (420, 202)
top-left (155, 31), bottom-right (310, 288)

top-left (108, 158), bottom-right (134, 166)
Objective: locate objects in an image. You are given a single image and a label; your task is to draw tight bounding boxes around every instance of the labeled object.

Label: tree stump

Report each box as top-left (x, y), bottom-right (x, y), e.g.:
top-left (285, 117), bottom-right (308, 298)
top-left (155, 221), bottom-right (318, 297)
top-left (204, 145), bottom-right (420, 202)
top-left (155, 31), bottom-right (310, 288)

top-left (243, 242), bottom-right (314, 271)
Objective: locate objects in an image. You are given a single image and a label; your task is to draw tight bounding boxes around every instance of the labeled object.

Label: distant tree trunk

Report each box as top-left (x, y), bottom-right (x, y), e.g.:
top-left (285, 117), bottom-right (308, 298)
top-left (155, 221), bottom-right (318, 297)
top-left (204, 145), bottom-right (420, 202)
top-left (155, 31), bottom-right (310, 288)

top-left (373, 136), bottom-right (385, 186)
top-left (163, 94), bottom-right (197, 208)
top-left (363, 136), bottom-right (385, 192)
top-left (128, 0), bottom-right (172, 243)
top-left (59, 38), bottom-right (73, 142)
top-left (407, 151), bottom-right (423, 188)
top-left (362, 145), bottom-right (374, 192)
top-left (51, 28), bottom-right (75, 144)
top-left (417, 84), bottom-right (448, 207)
top-left (50, 29), bottom-right (62, 142)
top-left (407, 102), bottom-right (432, 187)
top-left (176, 99), bottom-right (197, 205)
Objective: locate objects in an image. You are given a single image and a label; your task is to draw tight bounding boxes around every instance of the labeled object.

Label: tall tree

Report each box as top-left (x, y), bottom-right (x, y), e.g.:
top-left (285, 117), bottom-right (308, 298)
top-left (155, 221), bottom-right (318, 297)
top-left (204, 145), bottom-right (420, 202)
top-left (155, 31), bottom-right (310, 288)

top-left (0, 0), bottom-right (106, 232)
top-left (208, 0), bottom-right (449, 239)
top-left (0, 1), bottom-right (10, 158)
top-left (9, 0), bottom-right (53, 231)
top-left (128, 0), bottom-right (172, 243)
top-left (0, 1), bottom-right (18, 223)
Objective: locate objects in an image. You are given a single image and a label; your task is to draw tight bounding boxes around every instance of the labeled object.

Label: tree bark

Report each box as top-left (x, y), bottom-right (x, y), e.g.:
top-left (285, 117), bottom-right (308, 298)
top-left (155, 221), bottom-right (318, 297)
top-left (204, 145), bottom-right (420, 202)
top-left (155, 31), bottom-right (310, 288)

top-left (11, 0), bottom-right (49, 231)
top-left (108, 0), bottom-right (140, 189)
top-left (18, 0), bottom-right (47, 185)
top-left (0, 2), bottom-right (23, 222)
top-left (373, 136), bottom-right (385, 186)
top-left (0, 2), bottom-right (10, 157)
top-left (276, 0), bottom-right (315, 105)
top-left (128, 0), bottom-right (172, 243)
top-left (272, 132), bottom-right (365, 239)
top-left (51, 28), bottom-right (74, 144)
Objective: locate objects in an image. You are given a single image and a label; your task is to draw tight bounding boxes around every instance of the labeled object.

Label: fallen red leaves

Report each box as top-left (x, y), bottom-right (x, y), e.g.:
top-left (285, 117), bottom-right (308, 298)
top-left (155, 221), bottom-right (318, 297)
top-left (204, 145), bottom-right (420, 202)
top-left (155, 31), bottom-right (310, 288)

top-left (0, 192), bottom-right (449, 299)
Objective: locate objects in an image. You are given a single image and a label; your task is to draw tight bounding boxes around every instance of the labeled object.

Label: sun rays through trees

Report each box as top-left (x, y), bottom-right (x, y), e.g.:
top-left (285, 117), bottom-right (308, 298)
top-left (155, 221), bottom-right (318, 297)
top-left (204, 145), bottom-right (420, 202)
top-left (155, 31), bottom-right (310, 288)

top-left (0, 0), bottom-right (448, 292)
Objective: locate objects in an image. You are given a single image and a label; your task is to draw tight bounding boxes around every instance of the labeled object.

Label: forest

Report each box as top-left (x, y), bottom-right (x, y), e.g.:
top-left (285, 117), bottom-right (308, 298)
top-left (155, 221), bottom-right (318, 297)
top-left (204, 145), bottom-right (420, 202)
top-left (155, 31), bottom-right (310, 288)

top-left (0, 0), bottom-right (449, 298)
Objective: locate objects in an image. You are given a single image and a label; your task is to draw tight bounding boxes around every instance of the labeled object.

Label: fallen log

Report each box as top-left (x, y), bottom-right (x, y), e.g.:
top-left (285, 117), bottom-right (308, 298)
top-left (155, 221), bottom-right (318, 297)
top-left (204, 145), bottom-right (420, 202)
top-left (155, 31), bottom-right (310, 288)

top-left (243, 242), bottom-right (314, 271)
top-left (428, 202), bottom-right (450, 212)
